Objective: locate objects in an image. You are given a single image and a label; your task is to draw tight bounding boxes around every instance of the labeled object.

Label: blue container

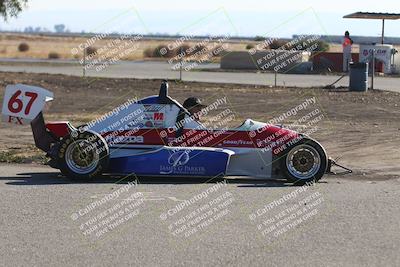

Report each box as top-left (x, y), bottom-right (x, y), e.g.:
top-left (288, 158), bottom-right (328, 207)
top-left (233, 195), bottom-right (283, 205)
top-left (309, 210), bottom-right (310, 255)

top-left (349, 62), bottom-right (369, 92)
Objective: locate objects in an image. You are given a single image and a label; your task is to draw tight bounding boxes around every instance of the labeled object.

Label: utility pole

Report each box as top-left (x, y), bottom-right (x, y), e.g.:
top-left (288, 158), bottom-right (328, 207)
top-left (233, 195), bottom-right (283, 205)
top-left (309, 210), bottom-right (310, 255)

top-left (179, 46), bottom-right (183, 81)
top-left (83, 48), bottom-right (86, 77)
top-left (371, 49), bottom-right (375, 90)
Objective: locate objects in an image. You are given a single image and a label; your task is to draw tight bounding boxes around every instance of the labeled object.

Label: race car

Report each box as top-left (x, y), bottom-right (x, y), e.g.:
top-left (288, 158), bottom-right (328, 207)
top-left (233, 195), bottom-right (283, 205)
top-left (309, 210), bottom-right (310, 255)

top-left (1, 81), bottom-right (331, 184)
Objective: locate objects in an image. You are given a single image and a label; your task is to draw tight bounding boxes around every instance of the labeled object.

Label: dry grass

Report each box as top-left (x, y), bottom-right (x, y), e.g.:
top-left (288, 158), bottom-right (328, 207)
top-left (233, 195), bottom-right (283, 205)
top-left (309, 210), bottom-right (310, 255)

top-left (0, 34), bottom-right (249, 61)
top-left (0, 146), bottom-right (47, 164)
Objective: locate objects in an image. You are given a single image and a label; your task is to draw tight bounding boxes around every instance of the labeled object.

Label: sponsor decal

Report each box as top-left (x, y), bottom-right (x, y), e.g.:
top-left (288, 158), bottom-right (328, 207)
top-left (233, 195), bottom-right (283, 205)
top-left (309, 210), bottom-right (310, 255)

top-left (143, 113), bottom-right (153, 120)
top-left (145, 121), bottom-right (154, 128)
top-left (222, 139), bottom-right (253, 146)
top-left (160, 150), bottom-right (206, 175)
top-left (107, 135), bottom-right (144, 144)
top-left (141, 112), bottom-right (165, 128)
top-left (169, 150), bottom-right (191, 166)
top-left (144, 104), bottom-right (164, 112)
top-left (121, 136), bottom-right (144, 143)
top-left (127, 122), bottom-right (144, 128)
top-left (153, 122), bottom-right (165, 128)
top-left (153, 112), bottom-right (164, 121)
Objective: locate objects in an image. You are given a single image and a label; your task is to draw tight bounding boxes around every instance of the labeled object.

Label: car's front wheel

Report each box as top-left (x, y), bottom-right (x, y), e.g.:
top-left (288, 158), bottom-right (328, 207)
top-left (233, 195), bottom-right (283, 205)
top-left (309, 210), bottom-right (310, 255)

top-left (280, 137), bottom-right (328, 185)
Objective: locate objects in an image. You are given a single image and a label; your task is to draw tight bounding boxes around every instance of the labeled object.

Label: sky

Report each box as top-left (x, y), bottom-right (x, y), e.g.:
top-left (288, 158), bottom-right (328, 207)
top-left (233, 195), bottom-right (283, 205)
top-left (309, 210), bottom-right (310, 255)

top-left (0, 0), bottom-right (399, 38)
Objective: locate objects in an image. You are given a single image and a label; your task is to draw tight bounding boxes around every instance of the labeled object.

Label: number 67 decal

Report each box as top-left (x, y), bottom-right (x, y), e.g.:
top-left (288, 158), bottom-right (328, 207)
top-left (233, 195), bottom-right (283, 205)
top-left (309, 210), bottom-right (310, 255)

top-left (2, 84), bottom-right (54, 125)
top-left (8, 90), bottom-right (38, 115)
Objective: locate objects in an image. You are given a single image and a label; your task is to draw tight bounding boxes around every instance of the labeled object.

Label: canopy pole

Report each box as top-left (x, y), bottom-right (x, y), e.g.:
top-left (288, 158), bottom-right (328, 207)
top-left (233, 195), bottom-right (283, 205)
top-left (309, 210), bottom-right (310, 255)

top-left (381, 19), bottom-right (385, 44)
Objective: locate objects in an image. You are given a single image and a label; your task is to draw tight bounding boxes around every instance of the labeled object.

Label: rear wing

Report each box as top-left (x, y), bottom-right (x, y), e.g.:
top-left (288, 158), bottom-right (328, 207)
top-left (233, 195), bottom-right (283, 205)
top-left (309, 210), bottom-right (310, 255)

top-left (2, 84), bottom-right (57, 153)
top-left (2, 84), bottom-right (53, 125)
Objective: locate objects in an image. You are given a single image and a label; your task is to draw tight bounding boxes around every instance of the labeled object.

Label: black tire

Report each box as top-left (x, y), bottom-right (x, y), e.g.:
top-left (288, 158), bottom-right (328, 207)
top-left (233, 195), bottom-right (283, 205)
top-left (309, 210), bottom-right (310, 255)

top-left (57, 131), bottom-right (109, 181)
top-left (280, 137), bottom-right (328, 185)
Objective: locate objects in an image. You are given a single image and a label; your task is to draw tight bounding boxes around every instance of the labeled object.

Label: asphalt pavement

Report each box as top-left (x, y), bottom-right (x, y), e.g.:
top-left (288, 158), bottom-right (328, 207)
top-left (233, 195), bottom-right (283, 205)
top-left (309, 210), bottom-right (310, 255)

top-left (0, 163), bottom-right (399, 266)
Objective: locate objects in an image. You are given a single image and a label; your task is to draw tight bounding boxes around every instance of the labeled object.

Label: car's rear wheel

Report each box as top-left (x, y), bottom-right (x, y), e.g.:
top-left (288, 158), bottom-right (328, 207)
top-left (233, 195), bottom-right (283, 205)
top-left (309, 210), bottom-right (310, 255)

top-left (280, 137), bottom-right (327, 185)
top-left (57, 131), bottom-right (109, 181)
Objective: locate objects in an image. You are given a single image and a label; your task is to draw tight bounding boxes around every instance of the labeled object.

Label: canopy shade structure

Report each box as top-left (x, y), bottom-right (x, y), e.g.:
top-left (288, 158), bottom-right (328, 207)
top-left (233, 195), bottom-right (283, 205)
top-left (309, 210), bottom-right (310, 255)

top-left (343, 12), bottom-right (400, 44)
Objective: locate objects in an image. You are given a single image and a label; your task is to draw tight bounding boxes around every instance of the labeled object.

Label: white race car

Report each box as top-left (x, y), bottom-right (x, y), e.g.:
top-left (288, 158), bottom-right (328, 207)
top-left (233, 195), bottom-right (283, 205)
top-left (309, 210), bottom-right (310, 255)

top-left (2, 81), bottom-right (332, 184)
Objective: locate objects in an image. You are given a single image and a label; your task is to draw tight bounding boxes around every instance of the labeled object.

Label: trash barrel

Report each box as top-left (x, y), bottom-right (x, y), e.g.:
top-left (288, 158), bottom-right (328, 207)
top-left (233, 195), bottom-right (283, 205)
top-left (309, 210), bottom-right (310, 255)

top-left (349, 62), bottom-right (368, 92)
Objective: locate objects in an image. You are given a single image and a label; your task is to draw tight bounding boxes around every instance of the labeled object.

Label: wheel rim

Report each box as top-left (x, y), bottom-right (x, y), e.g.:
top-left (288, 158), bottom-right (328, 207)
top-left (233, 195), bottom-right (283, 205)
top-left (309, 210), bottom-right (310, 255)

top-left (286, 144), bottom-right (321, 180)
top-left (65, 140), bottom-right (99, 175)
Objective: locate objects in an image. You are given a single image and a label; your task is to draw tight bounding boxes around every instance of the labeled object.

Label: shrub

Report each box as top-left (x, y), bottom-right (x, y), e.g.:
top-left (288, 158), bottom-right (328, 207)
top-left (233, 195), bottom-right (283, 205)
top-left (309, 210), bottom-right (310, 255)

top-left (314, 40), bottom-right (330, 52)
top-left (143, 47), bottom-right (153, 58)
top-left (176, 44), bottom-right (191, 56)
top-left (246, 44), bottom-right (255, 50)
top-left (269, 39), bottom-right (288, 50)
top-left (48, 52), bottom-right (60, 59)
top-left (18, 43), bottom-right (29, 52)
top-left (185, 46), bottom-right (196, 56)
top-left (254, 36), bottom-right (265, 41)
top-left (190, 44), bottom-right (207, 56)
top-left (153, 44), bottom-right (175, 58)
top-left (85, 46), bottom-right (97, 56)
top-left (143, 45), bottom-right (175, 58)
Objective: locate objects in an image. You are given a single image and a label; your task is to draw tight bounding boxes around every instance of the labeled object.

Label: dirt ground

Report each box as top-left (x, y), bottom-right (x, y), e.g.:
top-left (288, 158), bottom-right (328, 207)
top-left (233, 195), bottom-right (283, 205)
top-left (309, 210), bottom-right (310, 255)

top-left (0, 71), bottom-right (399, 181)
